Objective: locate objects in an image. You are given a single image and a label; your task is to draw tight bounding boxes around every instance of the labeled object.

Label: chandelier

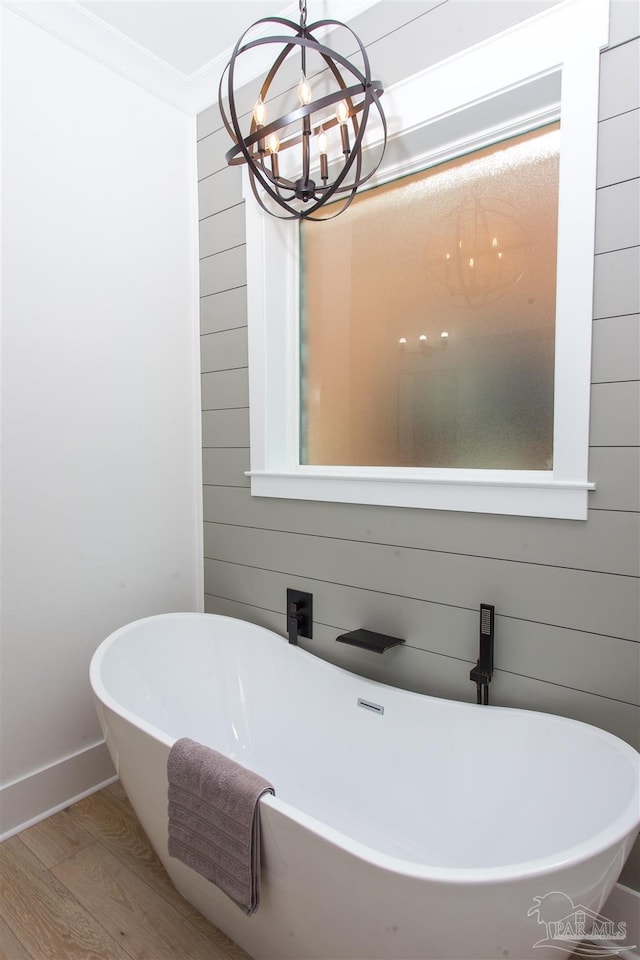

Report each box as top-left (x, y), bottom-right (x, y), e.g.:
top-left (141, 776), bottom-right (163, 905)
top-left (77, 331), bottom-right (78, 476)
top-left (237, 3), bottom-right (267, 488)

top-left (218, 0), bottom-right (387, 221)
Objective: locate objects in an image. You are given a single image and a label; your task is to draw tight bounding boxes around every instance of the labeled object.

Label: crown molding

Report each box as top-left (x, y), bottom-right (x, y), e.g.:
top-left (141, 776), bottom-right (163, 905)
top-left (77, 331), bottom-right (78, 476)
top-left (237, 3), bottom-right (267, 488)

top-left (3, 0), bottom-right (378, 115)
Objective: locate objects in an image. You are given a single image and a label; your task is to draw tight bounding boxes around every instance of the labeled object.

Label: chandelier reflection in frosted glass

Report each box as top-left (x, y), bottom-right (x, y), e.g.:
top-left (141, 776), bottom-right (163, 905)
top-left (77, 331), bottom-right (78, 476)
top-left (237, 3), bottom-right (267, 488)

top-left (218, 0), bottom-right (387, 221)
top-left (427, 188), bottom-right (530, 308)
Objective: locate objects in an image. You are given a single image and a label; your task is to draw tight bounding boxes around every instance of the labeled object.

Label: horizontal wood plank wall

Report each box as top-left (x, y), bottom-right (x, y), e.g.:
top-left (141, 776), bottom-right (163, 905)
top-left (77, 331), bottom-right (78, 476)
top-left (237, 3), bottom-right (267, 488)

top-left (197, 0), bottom-right (640, 888)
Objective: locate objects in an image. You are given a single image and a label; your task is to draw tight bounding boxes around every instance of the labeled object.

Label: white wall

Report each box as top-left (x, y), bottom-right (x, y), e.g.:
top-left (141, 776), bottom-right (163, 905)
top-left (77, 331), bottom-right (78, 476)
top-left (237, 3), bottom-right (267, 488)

top-left (0, 8), bottom-right (202, 835)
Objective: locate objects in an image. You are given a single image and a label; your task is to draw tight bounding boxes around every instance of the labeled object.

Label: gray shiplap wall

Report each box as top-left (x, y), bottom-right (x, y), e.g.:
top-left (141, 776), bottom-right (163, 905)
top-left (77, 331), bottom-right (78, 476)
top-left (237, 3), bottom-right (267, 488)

top-left (197, 0), bottom-right (640, 888)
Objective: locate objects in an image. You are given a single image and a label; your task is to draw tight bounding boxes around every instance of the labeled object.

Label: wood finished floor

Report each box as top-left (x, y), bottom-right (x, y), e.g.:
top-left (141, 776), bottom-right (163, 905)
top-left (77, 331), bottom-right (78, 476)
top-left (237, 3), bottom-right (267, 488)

top-left (0, 781), bottom-right (252, 960)
top-left (0, 782), bottom-right (620, 960)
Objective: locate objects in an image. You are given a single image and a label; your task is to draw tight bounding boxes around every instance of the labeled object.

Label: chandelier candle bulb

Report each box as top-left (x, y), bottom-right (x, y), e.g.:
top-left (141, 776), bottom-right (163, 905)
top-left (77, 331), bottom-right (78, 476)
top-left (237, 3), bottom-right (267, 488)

top-left (298, 73), bottom-right (313, 106)
top-left (253, 96), bottom-right (267, 154)
top-left (253, 96), bottom-right (267, 126)
top-left (320, 157), bottom-right (328, 181)
top-left (318, 130), bottom-right (329, 181)
top-left (337, 100), bottom-right (351, 154)
top-left (267, 134), bottom-right (280, 180)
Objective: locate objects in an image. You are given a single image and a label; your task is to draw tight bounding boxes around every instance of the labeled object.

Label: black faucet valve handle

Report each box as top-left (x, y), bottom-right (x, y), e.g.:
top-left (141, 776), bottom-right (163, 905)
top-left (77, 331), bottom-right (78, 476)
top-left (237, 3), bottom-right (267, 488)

top-left (286, 589), bottom-right (313, 645)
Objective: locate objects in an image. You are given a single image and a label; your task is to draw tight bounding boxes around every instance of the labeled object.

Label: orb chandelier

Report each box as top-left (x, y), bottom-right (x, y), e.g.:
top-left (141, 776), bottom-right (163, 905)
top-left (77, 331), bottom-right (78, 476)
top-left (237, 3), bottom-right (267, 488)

top-left (218, 0), bottom-right (387, 221)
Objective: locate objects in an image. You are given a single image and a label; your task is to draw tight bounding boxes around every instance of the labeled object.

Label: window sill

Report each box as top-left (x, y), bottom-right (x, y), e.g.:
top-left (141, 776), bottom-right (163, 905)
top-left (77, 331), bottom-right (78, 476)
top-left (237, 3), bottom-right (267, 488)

top-left (247, 470), bottom-right (595, 519)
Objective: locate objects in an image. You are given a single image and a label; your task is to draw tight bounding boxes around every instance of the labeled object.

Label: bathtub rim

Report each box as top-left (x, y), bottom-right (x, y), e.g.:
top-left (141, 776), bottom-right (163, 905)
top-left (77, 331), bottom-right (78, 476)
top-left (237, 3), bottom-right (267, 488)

top-left (90, 611), bottom-right (640, 886)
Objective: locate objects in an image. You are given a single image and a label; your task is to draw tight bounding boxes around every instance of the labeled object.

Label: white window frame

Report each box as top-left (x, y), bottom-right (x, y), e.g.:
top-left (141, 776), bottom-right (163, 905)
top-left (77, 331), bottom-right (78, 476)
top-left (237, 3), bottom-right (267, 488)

top-left (244, 0), bottom-right (609, 520)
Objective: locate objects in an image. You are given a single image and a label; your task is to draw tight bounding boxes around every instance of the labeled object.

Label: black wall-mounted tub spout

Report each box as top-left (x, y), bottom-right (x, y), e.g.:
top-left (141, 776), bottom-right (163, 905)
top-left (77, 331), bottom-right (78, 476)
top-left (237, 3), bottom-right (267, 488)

top-left (286, 589), bottom-right (313, 645)
top-left (336, 629), bottom-right (405, 654)
top-left (470, 603), bottom-right (495, 705)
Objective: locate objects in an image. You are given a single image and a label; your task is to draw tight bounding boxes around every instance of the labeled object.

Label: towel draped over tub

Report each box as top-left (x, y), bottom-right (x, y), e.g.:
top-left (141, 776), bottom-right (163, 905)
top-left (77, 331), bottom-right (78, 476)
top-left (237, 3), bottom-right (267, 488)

top-left (167, 737), bottom-right (274, 915)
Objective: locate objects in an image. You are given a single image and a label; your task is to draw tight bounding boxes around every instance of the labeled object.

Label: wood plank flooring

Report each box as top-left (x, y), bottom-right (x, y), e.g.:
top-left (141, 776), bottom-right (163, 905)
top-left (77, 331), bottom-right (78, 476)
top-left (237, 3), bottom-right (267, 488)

top-left (0, 782), bottom-right (251, 960)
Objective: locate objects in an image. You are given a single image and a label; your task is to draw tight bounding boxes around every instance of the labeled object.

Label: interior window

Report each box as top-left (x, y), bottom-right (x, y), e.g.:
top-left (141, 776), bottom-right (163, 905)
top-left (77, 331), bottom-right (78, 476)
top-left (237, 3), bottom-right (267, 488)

top-left (300, 124), bottom-right (560, 471)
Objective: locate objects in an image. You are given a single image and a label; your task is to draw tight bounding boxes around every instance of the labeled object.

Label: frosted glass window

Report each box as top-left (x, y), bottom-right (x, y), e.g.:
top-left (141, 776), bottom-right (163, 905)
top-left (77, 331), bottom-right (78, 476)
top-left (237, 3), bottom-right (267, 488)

top-left (300, 124), bottom-right (560, 470)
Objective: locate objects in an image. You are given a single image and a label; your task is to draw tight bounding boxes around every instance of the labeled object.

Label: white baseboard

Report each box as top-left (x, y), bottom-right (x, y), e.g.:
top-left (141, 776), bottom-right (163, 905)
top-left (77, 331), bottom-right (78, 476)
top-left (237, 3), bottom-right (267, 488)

top-left (0, 740), bottom-right (116, 841)
top-left (599, 883), bottom-right (640, 960)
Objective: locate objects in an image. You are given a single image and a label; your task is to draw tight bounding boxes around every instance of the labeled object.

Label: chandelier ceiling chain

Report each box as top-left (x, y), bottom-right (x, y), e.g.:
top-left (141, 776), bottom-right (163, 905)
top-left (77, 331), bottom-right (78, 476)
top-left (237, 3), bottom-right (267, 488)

top-left (218, 1), bottom-right (387, 220)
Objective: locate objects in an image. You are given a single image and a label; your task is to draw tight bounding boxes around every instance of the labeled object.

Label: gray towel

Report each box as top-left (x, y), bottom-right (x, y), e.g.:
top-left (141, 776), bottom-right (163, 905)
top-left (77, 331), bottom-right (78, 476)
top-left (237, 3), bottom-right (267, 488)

top-left (167, 737), bottom-right (274, 915)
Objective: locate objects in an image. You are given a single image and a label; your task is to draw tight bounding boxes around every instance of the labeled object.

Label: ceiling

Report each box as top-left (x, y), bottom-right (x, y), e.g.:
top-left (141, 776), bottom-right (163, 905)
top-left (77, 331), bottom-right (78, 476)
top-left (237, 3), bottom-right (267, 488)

top-left (5, 0), bottom-right (376, 115)
top-left (77, 1), bottom-right (292, 75)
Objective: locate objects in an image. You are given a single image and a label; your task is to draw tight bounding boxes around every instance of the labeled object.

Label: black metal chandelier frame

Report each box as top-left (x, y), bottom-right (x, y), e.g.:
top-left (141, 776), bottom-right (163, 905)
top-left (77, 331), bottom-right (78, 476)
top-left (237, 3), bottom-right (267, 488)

top-left (218, 0), bottom-right (387, 220)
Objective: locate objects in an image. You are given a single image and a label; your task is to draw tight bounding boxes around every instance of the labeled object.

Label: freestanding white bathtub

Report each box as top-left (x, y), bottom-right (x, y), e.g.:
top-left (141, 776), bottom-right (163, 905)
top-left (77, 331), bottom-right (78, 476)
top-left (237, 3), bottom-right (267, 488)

top-left (90, 613), bottom-right (639, 960)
